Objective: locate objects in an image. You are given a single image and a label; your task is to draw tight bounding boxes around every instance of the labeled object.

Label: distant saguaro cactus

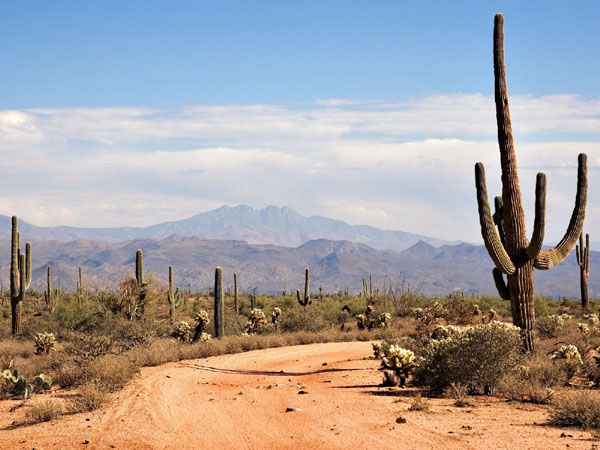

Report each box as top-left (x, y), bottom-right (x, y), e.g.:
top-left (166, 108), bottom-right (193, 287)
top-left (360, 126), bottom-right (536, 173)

top-left (44, 266), bottom-right (53, 312)
top-left (576, 233), bottom-right (591, 310)
top-left (214, 267), bottom-right (224, 338)
top-left (297, 267), bottom-right (312, 307)
top-left (135, 249), bottom-right (147, 318)
top-left (475, 14), bottom-right (587, 352)
top-left (167, 265), bottom-right (181, 323)
top-left (10, 216), bottom-right (31, 336)
top-left (234, 272), bottom-right (239, 314)
top-left (77, 267), bottom-right (83, 305)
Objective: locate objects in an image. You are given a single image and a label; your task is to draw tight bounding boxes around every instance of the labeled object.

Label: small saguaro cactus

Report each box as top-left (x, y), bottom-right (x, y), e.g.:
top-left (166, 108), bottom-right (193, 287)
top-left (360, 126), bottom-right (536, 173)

top-left (297, 267), bottom-right (312, 307)
top-left (44, 266), bottom-right (53, 312)
top-left (234, 272), bottom-right (239, 314)
top-left (250, 292), bottom-right (257, 310)
top-left (10, 216), bottom-right (31, 337)
top-left (214, 267), bottom-right (224, 338)
top-left (77, 266), bottom-right (83, 305)
top-left (167, 265), bottom-right (181, 323)
top-left (135, 249), bottom-right (148, 318)
top-left (577, 233), bottom-right (591, 310)
top-left (474, 14), bottom-right (587, 352)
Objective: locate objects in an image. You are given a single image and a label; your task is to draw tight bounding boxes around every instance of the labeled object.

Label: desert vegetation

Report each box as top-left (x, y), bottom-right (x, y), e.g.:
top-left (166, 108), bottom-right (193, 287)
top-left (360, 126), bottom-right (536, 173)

top-left (0, 13), bottom-right (596, 449)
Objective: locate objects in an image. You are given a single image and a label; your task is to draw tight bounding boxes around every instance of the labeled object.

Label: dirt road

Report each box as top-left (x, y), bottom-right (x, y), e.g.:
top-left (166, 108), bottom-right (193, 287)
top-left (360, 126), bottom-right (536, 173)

top-left (0, 341), bottom-right (594, 449)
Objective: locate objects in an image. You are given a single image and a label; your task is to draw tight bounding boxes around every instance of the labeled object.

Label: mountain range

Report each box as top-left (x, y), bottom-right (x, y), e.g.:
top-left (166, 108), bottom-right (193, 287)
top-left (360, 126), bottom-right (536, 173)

top-left (0, 236), bottom-right (595, 299)
top-left (0, 205), bottom-right (457, 251)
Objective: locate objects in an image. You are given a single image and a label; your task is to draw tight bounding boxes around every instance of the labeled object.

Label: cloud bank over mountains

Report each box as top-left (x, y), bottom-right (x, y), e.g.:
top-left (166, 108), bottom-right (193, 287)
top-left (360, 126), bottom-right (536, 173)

top-left (0, 93), bottom-right (598, 242)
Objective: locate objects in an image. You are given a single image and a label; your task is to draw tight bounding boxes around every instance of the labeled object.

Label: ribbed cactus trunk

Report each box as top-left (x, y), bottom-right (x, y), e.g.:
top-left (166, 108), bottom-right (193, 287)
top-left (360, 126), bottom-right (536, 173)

top-left (10, 216), bottom-right (31, 337)
top-left (577, 233), bottom-right (590, 310)
top-left (475, 14), bottom-right (587, 352)
top-left (77, 267), bottom-right (83, 305)
top-left (135, 249), bottom-right (146, 319)
top-left (234, 273), bottom-right (239, 314)
top-left (297, 267), bottom-right (311, 307)
top-left (214, 267), bottom-right (224, 338)
top-left (45, 266), bottom-right (53, 312)
top-left (168, 265), bottom-right (175, 322)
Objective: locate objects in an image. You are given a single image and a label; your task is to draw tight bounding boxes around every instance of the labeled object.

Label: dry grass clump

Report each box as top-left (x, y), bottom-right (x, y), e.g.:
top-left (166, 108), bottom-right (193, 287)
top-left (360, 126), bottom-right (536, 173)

top-left (408, 393), bottom-right (430, 411)
top-left (549, 391), bottom-right (600, 429)
top-left (85, 355), bottom-right (139, 392)
top-left (70, 382), bottom-right (111, 412)
top-left (23, 399), bottom-right (65, 425)
top-left (444, 383), bottom-right (473, 407)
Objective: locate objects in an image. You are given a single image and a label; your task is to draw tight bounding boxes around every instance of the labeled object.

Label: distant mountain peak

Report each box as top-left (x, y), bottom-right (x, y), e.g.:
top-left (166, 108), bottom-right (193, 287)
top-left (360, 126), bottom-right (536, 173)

top-left (0, 205), bottom-right (459, 251)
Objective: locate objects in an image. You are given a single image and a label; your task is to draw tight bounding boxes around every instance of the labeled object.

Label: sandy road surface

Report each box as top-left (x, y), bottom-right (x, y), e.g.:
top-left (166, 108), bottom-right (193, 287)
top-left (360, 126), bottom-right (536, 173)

top-left (0, 341), bottom-right (595, 449)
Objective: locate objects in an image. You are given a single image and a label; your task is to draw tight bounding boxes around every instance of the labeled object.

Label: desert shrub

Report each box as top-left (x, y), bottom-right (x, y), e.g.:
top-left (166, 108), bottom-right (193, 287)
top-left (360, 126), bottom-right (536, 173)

top-left (70, 382), bottom-right (111, 412)
top-left (408, 393), bottom-right (429, 411)
top-left (24, 399), bottom-right (64, 424)
top-left (444, 383), bottom-right (472, 407)
top-left (442, 292), bottom-right (473, 324)
top-left (85, 355), bottom-right (138, 392)
top-left (536, 314), bottom-right (566, 338)
top-left (430, 324), bottom-right (461, 340)
top-left (413, 321), bottom-right (522, 395)
top-left (52, 359), bottom-right (86, 388)
top-left (414, 302), bottom-right (444, 336)
top-left (34, 332), bottom-right (57, 355)
top-left (281, 307), bottom-right (328, 332)
top-left (549, 392), bottom-right (600, 429)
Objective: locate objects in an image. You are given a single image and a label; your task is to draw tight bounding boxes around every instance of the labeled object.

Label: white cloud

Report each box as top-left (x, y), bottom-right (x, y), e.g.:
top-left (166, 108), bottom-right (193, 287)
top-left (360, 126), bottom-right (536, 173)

top-left (0, 93), bottom-right (598, 243)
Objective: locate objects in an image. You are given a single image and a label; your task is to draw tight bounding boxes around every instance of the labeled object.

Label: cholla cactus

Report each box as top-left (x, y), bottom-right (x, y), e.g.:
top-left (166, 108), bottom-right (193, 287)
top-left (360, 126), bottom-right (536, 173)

top-left (431, 324), bottom-right (462, 340)
top-left (198, 332), bottom-right (211, 342)
top-left (473, 304), bottom-right (481, 316)
top-left (378, 312), bottom-right (392, 328)
top-left (552, 344), bottom-right (583, 381)
top-left (34, 332), bottom-right (57, 355)
top-left (271, 307), bottom-right (282, 326)
top-left (192, 310), bottom-right (211, 342)
top-left (585, 313), bottom-right (600, 328)
top-left (372, 341), bottom-right (392, 359)
top-left (381, 346), bottom-right (416, 387)
top-left (173, 321), bottom-right (192, 342)
top-left (356, 314), bottom-right (368, 330)
top-left (482, 309), bottom-right (498, 324)
top-left (578, 323), bottom-right (591, 338)
top-left (244, 308), bottom-right (267, 335)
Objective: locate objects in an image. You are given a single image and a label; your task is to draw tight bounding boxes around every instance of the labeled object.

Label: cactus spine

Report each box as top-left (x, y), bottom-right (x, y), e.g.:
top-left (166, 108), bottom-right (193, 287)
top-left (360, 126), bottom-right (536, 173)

top-left (576, 233), bottom-right (591, 310)
top-left (234, 272), bottom-right (239, 314)
top-left (475, 14), bottom-right (587, 352)
top-left (44, 266), bottom-right (53, 312)
top-left (214, 267), bottom-right (224, 338)
top-left (297, 267), bottom-right (312, 307)
top-left (10, 216), bottom-right (31, 336)
top-left (167, 265), bottom-right (181, 323)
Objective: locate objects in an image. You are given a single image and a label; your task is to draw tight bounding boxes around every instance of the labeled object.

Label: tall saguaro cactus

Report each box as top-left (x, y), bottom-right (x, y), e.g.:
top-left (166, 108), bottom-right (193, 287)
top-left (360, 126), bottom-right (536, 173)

top-left (10, 216), bottom-right (31, 336)
top-left (214, 267), bottom-right (224, 338)
top-left (475, 14), bottom-right (587, 352)
top-left (44, 266), bottom-right (53, 312)
top-left (576, 233), bottom-right (591, 310)
top-left (297, 267), bottom-right (312, 307)
top-left (234, 272), bottom-right (239, 314)
top-left (167, 265), bottom-right (181, 323)
top-left (77, 267), bottom-right (83, 305)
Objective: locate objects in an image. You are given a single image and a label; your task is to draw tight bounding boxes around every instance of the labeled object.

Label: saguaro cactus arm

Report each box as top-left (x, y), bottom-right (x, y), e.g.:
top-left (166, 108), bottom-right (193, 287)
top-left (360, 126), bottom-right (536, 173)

top-left (493, 196), bottom-right (506, 246)
top-left (525, 173), bottom-right (547, 259)
top-left (475, 163), bottom-right (515, 275)
top-left (534, 154), bottom-right (587, 270)
top-left (24, 242), bottom-right (31, 290)
top-left (492, 268), bottom-right (510, 300)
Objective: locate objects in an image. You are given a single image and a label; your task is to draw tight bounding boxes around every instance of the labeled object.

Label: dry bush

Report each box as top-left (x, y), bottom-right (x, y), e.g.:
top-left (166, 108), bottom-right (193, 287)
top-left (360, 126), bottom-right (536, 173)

top-left (70, 382), bottom-right (111, 412)
top-left (408, 393), bottom-right (430, 411)
top-left (549, 391), bottom-right (600, 429)
top-left (444, 383), bottom-right (472, 407)
top-left (23, 399), bottom-right (65, 425)
top-left (51, 359), bottom-right (86, 388)
top-left (85, 355), bottom-right (139, 392)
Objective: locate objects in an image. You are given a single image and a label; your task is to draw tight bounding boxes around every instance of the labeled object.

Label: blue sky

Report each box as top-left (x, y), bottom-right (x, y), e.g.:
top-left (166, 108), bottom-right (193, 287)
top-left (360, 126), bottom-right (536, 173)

top-left (2, 1), bottom-right (600, 107)
top-left (0, 1), bottom-right (598, 243)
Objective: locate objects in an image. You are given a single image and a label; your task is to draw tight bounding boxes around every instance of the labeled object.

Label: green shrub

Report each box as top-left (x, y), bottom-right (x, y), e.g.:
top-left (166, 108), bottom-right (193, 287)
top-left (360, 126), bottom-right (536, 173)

top-left (413, 321), bottom-right (522, 395)
top-left (536, 314), bottom-right (565, 338)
